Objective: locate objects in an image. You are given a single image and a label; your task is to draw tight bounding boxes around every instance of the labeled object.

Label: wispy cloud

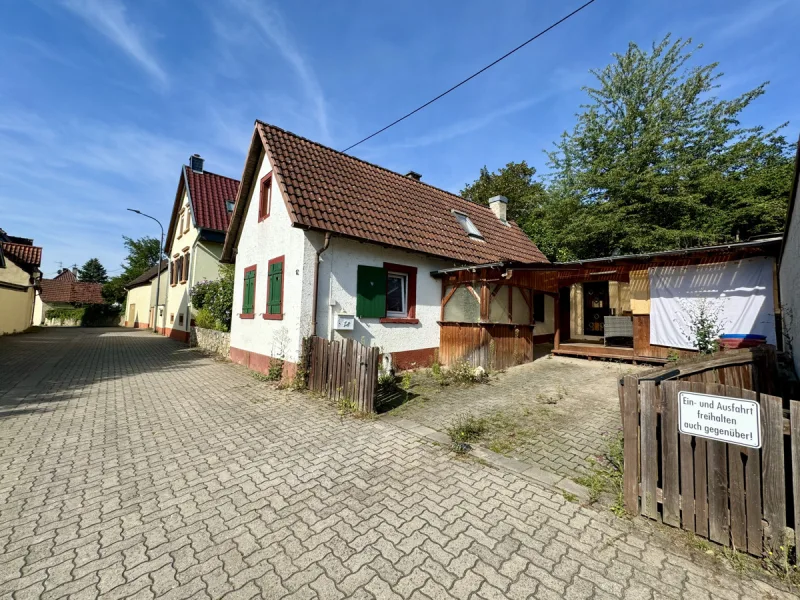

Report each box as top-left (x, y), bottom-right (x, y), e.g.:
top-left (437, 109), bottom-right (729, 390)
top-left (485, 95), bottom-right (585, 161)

top-left (61, 0), bottom-right (167, 86)
top-left (711, 0), bottom-right (793, 42)
top-left (382, 96), bottom-right (548, 150)
top-left (222, 0), bottom-right (330, 143)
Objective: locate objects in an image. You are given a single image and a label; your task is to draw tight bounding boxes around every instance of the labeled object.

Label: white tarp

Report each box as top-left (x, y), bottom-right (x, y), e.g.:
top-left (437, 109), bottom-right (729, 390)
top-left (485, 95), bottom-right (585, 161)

top-left (649, 257), bottom-right (776, 350)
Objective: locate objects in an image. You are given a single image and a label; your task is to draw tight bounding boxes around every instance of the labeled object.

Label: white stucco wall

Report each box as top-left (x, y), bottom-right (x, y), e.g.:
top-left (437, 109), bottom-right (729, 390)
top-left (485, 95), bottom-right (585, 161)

top-left (535, 295), bottom-right (555, 336)
top-left (1, 259), bottom-right (35, 333)
top-left (125, 285), bottom-right (152, 325)
top-left (229, 151), bottom-right (317, 363)
top-left (315, 237), bottom-right (454, 355)
top-left (780, 182), bottom-right (800, 376)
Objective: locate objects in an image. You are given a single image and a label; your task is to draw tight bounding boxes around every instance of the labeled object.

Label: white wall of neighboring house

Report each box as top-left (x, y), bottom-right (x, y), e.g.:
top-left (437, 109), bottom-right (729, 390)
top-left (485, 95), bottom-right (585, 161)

top-left (315, 237), bottom-right (453, 364)
top-left (230, 152), bottom-right (318, 367)
top-left (164, 188), bottom-right (198, 338)
top-left (125, 284), bottom-right (152, 326)
top-left (780, 182), bottom-right (800, 376)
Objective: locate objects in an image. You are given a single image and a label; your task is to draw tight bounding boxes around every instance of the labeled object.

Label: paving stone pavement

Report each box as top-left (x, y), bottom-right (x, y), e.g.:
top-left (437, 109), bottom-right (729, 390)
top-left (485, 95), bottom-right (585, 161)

top-left (390, 349), bottom-right (648, 480)
top-left (0, 328), bottom-right (794, 599)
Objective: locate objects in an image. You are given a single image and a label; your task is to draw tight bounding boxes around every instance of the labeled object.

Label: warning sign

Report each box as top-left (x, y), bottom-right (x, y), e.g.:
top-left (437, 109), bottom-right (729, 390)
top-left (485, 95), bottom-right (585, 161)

top-left (678, 391), bottom-right (761, 449)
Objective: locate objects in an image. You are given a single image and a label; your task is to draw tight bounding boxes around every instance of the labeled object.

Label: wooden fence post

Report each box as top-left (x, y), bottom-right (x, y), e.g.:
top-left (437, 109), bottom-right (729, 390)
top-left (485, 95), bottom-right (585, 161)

top-left (622, 375), bottom-right (640, 515)
top-left (639, 380), bottom-right (658, 519)
top-left (791, 401), bottom-right (800, 563)
top-left (762, 393), bottom-right (787, 554)
top-left (660, 381), bottom-right (680, 527)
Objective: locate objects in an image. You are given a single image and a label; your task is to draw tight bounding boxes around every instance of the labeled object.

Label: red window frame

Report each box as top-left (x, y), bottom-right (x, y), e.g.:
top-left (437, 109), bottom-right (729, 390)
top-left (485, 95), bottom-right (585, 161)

top-left (263, 255), bottom-right (284, 320)
top-left (381, 262), bottom-right (418, 324)
top-left (258, 173), bottom-right (272, 222)
top-left (241, 264), bottom-right (257, 319)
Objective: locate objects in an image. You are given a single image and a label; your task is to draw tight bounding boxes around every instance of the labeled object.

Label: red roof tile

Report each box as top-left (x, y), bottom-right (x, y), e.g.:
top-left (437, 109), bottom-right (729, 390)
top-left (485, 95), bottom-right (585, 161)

top-left (225, 122), bottom-right (548, 265)
top-left (39, 278), bottom-right (104, 304)
top-left (2, 242), bottom-right (42, 269)
top-left (54, 270), bottom-right (77, 282)
top-left (185, 167), bottom-right (239, 233)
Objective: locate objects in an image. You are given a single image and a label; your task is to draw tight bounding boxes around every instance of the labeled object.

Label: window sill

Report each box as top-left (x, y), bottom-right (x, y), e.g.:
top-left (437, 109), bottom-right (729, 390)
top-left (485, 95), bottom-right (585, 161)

top-left (179, 280), bottom-right (187, 285)
top-left (380, 317), bottom-right (419, 324)
top-left (240, 313), bottom-right (255, 320)
top-left (263, 313), bottom-right (283, 321)
top-left (170, 283), bottom-right (177, 288)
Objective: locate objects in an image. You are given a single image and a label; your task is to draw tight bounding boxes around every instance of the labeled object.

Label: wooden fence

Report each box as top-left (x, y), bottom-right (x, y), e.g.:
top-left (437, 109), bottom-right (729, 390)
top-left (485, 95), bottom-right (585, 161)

top-left (622, 375), bottom-right (799, 558)
top-left (307, 336), bottom-right (379, 413)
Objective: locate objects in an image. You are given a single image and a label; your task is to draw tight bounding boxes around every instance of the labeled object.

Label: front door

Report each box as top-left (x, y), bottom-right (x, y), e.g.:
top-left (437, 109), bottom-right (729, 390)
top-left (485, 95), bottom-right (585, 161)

top-left (583, 282), bottom-right (609, 336)
top-left (128, 303), bottom-right (136, 326)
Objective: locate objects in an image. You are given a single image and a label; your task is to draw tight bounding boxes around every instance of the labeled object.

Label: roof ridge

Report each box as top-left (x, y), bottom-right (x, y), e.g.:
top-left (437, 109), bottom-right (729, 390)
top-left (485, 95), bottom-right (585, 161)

top-left (182, 165), bottom-right (240, 183)
top-left (255, 120), bottom-right (491, 214)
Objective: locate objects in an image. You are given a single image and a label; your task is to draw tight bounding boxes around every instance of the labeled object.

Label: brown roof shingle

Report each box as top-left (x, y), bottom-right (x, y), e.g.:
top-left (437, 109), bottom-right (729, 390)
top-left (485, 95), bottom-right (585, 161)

top-left (40, 278), bottom-right (104, 304)
top-left (125, 263), bottom-right (168, 290)
top-left (184, 167), bottom-right (239, 233)
top-left (224, 122), bottom-right (548, 265)
top-left (2, 242), bottom-right (42, 270)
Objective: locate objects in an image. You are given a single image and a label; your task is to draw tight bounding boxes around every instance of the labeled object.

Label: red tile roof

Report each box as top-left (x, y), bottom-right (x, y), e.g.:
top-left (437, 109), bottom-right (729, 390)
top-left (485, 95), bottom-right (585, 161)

top-left (39, 278), bottom-right (104, 304)
top-left (125, 263), bottom-right (168, 289)
top-left (166, 166), bottom-right (240, 252)
top-left (184, 166), bottom-right (239, 233)
top-left (2, 242), bottom-right (42, 269)
top-left (54, 270), bottom-right (77, 282)
top-left (224, 122), bottom-right (548, 265)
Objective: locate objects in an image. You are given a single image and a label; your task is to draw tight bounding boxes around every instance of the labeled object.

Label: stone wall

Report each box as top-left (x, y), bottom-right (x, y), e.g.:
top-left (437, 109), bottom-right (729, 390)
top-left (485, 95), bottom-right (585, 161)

top-left (190, 327), bottom-right (230, 358)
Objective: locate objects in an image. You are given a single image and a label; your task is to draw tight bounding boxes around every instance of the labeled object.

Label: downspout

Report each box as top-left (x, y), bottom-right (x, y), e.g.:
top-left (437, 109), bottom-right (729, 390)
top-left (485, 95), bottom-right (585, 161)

top-left (311, 233), bottom-right (332, 337)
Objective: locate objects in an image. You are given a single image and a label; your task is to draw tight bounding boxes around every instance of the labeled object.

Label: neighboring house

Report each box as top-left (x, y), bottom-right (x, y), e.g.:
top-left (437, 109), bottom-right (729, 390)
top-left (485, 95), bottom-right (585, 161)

top-left (162, 155), bottom-right (239, 342)
top-left (33, 269), bottom-right (104, 326)
top-left (123, 263), bottom-right (168, 329)
top-left (780, 135), bottom-right (800, 376)
top-left (221, 121), bottom-right (548, 378)
top-left (0, 230), bottom-right (42, 335)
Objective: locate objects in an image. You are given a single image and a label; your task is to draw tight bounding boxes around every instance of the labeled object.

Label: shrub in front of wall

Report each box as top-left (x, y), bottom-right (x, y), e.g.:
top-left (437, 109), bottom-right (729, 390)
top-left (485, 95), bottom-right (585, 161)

top-left (80, 304), bottom-right (122, 327)
top-left (194, 307), bottom-right (227, 332)
top-left (45, 307), bottom-right (85, 324)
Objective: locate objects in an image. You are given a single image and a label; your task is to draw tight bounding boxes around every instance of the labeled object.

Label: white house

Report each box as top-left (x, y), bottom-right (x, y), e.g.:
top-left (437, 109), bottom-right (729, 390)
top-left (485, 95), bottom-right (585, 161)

top-left (780, 136), bottom-right (800, 376)
top-left (221, 121), bottom-right (549, 378)
top-left (162, 155), bottom-right (239, 342)
top-left (122, 263), bottom-right (168, 329)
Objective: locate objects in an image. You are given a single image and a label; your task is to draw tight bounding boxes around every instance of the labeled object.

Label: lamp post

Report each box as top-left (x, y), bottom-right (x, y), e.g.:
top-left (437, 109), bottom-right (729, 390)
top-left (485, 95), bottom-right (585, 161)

top-left (127, 209), bottom-right (165, 334)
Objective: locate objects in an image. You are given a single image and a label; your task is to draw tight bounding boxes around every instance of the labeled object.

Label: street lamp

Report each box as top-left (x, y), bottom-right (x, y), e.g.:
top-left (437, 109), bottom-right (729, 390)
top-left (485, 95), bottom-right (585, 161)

top-left (127, 209), bottom-right (165, 334)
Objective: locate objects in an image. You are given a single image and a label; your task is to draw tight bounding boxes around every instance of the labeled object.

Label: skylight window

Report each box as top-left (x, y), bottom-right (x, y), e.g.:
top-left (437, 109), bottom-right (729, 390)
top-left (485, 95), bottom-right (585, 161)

top-left (452, 210), bottom-right (483, 239)
top-left (225, 200), bottom-right (235, 213)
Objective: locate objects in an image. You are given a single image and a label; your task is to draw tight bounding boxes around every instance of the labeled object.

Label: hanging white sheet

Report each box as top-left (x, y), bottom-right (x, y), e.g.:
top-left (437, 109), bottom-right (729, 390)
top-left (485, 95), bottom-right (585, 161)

top-left (649, 257), bottom-right (776, 350)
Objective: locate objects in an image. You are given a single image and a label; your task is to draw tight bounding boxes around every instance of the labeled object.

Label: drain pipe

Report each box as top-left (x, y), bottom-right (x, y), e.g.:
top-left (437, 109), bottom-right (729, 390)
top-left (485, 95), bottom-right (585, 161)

top-left (311, 232), bottom-right (331, 337)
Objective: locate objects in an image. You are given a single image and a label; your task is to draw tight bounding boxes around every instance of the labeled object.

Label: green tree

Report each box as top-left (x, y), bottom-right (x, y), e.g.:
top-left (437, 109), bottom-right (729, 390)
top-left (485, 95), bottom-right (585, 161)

top-left (102, 236), bottom-right (163, 304)
top-left (546, 34), bottom-right (792, 259)
top-left (77, 258), bottom-right (108, 283)
top-left (460, 161), bottom-right (548, 225)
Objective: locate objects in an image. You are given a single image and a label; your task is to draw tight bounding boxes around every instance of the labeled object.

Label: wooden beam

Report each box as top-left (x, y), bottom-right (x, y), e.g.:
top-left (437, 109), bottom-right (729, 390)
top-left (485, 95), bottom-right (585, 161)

top-left (553, 292), bottom-right (560, 350)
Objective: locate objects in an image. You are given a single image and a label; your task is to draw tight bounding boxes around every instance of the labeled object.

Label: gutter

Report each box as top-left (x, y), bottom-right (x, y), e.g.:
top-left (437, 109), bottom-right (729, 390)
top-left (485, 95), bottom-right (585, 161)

top-left (311, 232), bottom-right (332, 337)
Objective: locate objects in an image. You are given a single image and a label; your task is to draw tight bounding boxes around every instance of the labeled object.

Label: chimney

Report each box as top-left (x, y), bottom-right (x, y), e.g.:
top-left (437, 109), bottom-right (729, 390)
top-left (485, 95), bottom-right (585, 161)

top-left (189, 154), bottom-right (204, 174)
top-left (488, 195), bottom-right (508, 223)
top-left (72, 266), bottom-right (79, 277)
top-left (404, 171), bottom-right (422, 181)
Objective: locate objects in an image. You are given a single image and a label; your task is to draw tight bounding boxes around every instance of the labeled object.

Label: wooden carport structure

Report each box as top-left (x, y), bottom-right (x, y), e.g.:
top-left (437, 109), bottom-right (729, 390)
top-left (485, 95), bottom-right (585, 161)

top-left (432, 236), bottom-right (782, 369)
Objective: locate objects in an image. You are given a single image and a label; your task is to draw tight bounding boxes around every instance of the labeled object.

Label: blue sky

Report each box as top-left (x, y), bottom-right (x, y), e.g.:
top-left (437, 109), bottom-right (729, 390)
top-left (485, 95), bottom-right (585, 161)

top-left (1, 0), bottom-right (798, 278)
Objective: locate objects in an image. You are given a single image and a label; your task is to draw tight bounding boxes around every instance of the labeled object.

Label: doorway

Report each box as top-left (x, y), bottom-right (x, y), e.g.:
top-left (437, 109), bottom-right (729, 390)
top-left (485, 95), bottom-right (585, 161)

top-left (559, 287), bottom-right (571, 341)
top-left (583, 281), bottom-right (609, 336)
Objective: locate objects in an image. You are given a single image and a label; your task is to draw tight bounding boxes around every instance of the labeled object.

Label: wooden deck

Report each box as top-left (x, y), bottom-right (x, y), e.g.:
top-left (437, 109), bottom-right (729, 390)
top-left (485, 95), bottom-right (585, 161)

top-left (552, 340), bottom-right (648, 362)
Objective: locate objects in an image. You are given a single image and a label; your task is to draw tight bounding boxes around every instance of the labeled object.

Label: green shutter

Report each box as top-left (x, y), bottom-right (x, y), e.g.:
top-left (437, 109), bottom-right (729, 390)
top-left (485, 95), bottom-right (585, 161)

top-left (242, 270), bottom-right (255, 314)
top-left (356, 265), bottom-right (387, 318)
top-left (268, 261), bottom-right (283, 314)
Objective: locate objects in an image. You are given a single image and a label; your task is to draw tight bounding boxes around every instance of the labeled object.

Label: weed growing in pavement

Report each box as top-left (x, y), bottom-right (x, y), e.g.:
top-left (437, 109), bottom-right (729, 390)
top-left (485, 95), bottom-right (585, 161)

top-left (446, 413), bottom-right (485, 453)
top-left (562, 491), bottom-right (579, 503)
top-left (574, 431), bottom-right (625, 514)
top-left (266, 359), bottom-right (284, 381)
top-left (764, 537), bottom-right (800, 585)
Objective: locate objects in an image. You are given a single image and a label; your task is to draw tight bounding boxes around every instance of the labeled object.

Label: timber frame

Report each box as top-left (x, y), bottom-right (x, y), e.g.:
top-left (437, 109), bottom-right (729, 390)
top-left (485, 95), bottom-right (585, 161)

top-left (432, 236), bottom-right (783, 368)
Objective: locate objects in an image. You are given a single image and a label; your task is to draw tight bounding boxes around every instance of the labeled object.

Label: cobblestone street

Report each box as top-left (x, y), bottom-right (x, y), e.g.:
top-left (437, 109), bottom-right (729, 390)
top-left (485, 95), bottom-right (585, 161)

top-left (0, 328), bottom-right (794, 599)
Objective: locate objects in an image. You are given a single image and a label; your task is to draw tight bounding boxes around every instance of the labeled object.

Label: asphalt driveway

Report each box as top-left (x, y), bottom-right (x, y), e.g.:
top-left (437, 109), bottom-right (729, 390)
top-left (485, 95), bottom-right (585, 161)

top-left (0, 328), bottom-right (792, 599)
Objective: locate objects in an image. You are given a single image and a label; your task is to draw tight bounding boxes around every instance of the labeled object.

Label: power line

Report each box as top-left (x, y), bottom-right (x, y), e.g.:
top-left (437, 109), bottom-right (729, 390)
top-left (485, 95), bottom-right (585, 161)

top-left (340, 0), bottom-right (598, 153)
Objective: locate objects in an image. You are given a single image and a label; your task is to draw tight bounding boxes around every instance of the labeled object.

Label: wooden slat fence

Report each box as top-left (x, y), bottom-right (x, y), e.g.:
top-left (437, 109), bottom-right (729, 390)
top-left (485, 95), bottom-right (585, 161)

top-left (307, 336), bottom-right (379, 413)
top-left (622, 376), bottom-right (798, 559)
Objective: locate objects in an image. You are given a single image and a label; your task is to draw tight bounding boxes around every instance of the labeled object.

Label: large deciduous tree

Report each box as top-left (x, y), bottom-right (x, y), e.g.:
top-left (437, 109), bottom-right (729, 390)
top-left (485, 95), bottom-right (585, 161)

top-left (102, 236), bottom-right (163, 304)
top-left (460, 161), bottom-right (548, 225)
top-left (544, 34), bottom-right (793, 259)
top-left (77, 258), bottom-right (108, 283)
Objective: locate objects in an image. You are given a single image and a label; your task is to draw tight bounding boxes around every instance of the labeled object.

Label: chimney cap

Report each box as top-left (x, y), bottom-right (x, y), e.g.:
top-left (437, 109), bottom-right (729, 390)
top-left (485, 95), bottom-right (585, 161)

top-left (404, 171), bottom-right (422, 181)
top-left (189, 154), bottom-right (204, 174)
top-left (488, 195), bottom-right (508, 204)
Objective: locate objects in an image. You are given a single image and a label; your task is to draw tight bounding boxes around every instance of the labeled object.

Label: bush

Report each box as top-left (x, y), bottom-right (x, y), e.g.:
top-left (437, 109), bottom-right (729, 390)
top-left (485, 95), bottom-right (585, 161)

top-left (188, 265), bottom-right (234, 331)
top-left (46, 307), bottom-right (85, 323)
top-left (194, 307), bottom-right (221, 330)
top-left (81, 304), bottom-right (121, 327)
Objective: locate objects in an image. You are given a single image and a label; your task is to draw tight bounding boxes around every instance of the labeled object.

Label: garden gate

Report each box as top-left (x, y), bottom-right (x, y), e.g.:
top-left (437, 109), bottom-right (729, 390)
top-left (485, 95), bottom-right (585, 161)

top-left (307, 336), bottom-right (379, 413)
